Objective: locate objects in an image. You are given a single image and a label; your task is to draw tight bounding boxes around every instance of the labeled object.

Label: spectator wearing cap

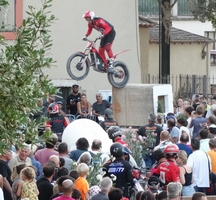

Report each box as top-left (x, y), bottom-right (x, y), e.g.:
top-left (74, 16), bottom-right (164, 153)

top-left (137, 113), bottom-right (163, 168)
top-left (167, 182), bottom-right (182, 200)
top-left (57, 101), bottom-right (68, 119)
top-left (165, 113), bottom-right (176, 123)
top-left (46, 102), bottom-right (68, 142)
top-left (167, 119), bottom-right (179, 144)
top-left (100, 108), bottom-right (118, 131)
top-left (147, 176), bottom-right (160, 196)
top-left (43, 95), bottom-right (56, 117)
top-left (66, 84), bottom-right (81, 116)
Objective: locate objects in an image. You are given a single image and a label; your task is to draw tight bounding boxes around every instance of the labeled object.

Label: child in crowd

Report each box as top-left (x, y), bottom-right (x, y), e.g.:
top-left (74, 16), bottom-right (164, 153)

top-left (16, 166), bottom-right (39, 200)
top-left (74, 163), bottom-right (89, 200)
top-left (11, 164), bottom-right (26, 200)
top-left (135, 191), bottom-right (143, 200)
top-left (72, 188), bottom-right (81, 200)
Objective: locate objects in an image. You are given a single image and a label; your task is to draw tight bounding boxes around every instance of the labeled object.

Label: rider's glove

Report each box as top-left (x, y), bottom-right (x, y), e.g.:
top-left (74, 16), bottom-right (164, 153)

top-left (82, 36), bottom-right (87, 41)
top-left (98, 34), bottom-right (104, 39)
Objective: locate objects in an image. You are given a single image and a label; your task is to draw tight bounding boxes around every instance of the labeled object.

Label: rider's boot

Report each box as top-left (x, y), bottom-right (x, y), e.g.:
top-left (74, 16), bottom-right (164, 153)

top-left (107, 58), bottom-right (115, 73)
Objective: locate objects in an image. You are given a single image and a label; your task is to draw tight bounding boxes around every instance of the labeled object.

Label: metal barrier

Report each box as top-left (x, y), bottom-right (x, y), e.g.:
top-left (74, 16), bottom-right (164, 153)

top-left (66, 114), bottom-right (97, 122)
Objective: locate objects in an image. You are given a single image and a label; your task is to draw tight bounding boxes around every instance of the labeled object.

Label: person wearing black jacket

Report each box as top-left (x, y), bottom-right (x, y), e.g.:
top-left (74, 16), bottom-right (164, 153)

top-left (103, 143), bottom-right (133, 198)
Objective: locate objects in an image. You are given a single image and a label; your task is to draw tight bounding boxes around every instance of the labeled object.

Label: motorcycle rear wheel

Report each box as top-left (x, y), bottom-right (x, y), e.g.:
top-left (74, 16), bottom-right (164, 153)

top-left (66, 53), bottom-right (90, 81)
top-left (107, 61), bottom-right (129, 88)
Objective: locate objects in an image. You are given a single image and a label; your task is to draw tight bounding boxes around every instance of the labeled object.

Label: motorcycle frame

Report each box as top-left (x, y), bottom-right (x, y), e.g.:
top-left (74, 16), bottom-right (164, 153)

top-left (82, 37), bottom-right (130, 70)
top-left (83, 41), bottom-right (109, 69)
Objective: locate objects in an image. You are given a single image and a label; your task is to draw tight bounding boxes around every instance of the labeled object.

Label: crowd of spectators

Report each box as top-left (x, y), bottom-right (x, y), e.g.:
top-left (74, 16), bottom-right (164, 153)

top-left (1, 87), bottom-right (216, 200)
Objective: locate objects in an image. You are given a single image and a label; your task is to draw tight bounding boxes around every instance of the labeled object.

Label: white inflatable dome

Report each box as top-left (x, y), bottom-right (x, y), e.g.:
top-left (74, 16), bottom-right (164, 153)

top-left (62, 119), bottom-right (112, 154)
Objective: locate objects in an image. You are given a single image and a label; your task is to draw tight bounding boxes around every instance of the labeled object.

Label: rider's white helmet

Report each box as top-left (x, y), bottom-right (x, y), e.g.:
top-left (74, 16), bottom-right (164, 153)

top-left (83, 11), bottom-right (95, 20)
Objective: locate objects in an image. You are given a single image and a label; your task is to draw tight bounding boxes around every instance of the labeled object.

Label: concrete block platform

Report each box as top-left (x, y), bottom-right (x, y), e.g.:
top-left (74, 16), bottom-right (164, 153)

top-left (112, 84), bottom-right (173, 127)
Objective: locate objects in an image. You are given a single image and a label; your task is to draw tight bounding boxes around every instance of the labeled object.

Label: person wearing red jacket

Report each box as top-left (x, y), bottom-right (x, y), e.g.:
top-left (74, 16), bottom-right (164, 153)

top-left (46, 102), bottom-right (68, 142)
top-left (153, 144), bottom-right (180, 190)
top-left (82, 10), bottom-right (116, 72)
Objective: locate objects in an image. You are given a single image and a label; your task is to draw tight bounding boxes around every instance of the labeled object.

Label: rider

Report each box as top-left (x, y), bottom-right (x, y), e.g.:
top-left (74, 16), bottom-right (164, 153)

top-left (107, 126), bottom-right (129, 148)
top-left (153, 144), bottom-right (180, 190)
top-left (82, 10), bottom-right (116, 72)
top-left (103, 142), bottom-right (134, 198)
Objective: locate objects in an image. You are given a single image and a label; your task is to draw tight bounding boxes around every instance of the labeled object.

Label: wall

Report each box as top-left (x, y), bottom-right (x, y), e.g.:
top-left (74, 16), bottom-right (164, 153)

top-left (147, 43), bottom-right (207, 76)
top-left (22, 0), bottom-right (141, 103)
top-left (112, 84), bottom-right (173, 127)
top-left (139, 27), bottom-right (150, 82)
top-left (173, 20), bottom-right (214, 36)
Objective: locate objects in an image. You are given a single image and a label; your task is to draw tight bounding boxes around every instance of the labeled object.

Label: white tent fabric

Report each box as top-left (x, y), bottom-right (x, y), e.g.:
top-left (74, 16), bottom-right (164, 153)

top-left (62, 119), bottom-right (112, 154)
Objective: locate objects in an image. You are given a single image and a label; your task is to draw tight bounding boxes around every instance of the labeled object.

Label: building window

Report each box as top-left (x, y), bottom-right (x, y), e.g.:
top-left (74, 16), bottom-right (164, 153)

top-left (205, 31), bottom-right (216, 66)
top-left (177, 0), bottom-right (193, 16)
top-left (138, 0), bottom-right (159, 16)
top-left (0, 0), bottom-right (23, 40)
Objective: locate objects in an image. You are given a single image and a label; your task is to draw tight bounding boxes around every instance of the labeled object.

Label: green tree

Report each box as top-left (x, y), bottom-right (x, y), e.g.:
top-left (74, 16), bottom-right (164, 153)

top-left (0, 0), bottom-right (57, 151)
top-left (188, 0), bottom-right (216, 28)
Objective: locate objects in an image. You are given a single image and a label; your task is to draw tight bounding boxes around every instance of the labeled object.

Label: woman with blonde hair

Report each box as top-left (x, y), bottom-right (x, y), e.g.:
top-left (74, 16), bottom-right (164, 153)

top-left (176, 150), bottom-right (195, 196)
top-left (77, 93), bottom-right (91, 118)
top-left (156, 113), bottom-right (167, 130)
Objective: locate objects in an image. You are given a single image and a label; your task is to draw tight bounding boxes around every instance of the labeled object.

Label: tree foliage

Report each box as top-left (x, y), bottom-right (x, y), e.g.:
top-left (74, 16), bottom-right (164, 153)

top-left (188, 0), bottom-right (216, 28)
top-left (0, 0), bottom-right (57, 151)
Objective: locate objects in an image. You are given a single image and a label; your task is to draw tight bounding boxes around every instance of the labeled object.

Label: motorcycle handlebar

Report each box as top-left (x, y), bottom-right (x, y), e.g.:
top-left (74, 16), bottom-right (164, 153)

top-left (84, 35), bottom-right (102, 43)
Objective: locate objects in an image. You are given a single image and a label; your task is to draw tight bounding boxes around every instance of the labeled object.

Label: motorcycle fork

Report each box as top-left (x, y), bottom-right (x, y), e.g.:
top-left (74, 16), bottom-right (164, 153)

top-left (79, 49), bottom-right (90, 65)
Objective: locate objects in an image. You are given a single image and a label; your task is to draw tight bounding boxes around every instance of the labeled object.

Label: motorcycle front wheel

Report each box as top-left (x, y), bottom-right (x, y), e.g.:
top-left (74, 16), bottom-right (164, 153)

top-left (66, 53), bottom-right (90, 81)
top-left (107, 61), bottom-right (130, 88)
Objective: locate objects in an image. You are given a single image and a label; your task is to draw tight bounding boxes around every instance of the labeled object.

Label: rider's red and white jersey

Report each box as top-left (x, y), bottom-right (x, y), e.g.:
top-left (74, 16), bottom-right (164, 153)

top-left (153, 160), bottom-right (180, 185)
top-left (85, 17), bottom-right (114, 36)
top-left (115, 137), bottom-right (129, 149)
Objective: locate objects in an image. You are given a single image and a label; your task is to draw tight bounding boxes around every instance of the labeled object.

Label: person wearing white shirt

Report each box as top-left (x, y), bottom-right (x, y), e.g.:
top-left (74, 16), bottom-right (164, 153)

top-left (177, 118), bottom-right (191, 144)
top-left (0, 187), bottom-right (4, 200)
top-left (199, 129), bottom-right (210, 153)
top-left (187, 138), bottom-right (211, 194)
top-left (185, 106), bottom-right (194, 138)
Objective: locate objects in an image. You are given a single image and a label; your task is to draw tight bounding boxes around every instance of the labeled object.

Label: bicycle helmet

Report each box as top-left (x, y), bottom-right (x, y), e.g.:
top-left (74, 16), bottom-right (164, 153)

top-left (164, 144), bottom-right (179, 156)
top-left (110, 142), bottom-right (124, 157)
top-left (83, 11), bottom-right (95, 20)
top-left (107, 126), bottom-right (122, 140)
top-left (48, 102), bottom-right (59, 114)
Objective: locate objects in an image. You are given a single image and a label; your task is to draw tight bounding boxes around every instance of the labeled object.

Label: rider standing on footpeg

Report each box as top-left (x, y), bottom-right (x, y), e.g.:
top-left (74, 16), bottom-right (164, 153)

top-left (82, 10), bottom-right (116, 72)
